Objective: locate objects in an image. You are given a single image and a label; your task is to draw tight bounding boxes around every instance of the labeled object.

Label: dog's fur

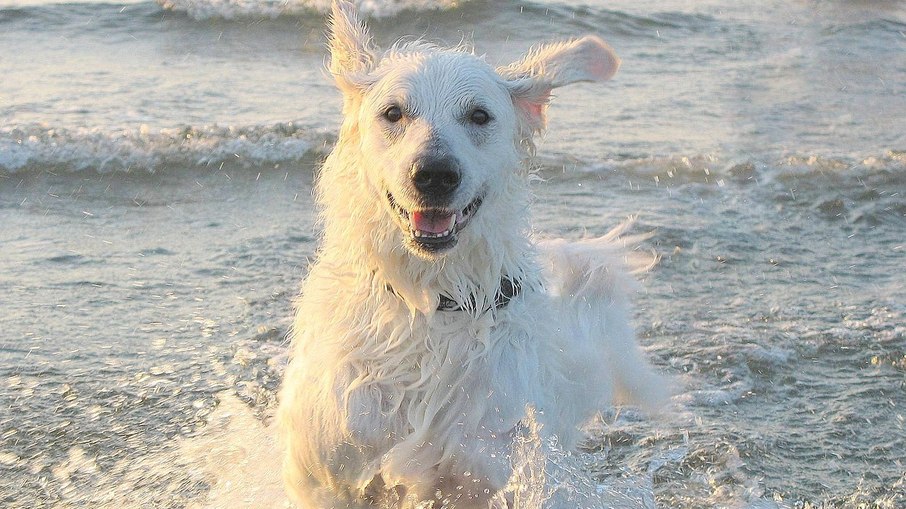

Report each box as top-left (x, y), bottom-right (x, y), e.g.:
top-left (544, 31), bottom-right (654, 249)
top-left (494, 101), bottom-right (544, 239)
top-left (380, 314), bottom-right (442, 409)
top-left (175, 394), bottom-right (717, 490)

top-left (277, 2), bottom-right (668, 507)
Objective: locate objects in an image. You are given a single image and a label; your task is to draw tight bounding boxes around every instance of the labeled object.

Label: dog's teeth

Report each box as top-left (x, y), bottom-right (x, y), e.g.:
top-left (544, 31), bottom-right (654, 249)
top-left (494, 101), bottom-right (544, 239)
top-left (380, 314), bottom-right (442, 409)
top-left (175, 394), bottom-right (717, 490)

top-left (411, 229), bottom-right (455, 239)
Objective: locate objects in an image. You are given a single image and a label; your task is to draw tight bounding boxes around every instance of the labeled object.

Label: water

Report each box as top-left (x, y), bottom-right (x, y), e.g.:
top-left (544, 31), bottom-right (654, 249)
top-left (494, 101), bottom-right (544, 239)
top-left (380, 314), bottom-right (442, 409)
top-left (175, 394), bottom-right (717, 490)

top-left (1, 0), bottom-right (904, 507)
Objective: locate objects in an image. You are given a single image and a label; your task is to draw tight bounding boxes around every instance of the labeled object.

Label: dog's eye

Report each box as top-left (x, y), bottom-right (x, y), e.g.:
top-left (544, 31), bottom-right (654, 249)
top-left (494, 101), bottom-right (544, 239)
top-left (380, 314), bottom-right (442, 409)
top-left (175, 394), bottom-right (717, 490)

top-left (383, 106), bottom-right (403, 123)
top-left (469, 108), bottom-right (491, 126)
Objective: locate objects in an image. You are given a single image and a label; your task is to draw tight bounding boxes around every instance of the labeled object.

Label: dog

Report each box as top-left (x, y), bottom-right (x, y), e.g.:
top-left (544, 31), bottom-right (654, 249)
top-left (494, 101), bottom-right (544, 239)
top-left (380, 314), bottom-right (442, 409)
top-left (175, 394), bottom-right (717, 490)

top-left (277, 2), bottom-right (669, 507)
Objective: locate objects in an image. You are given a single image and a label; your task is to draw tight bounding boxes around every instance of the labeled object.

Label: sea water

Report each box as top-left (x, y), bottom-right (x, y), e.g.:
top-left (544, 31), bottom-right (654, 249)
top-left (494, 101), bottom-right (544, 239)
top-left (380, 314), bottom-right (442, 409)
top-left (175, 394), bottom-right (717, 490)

top-left (1, 0), bottom-right (904, 507)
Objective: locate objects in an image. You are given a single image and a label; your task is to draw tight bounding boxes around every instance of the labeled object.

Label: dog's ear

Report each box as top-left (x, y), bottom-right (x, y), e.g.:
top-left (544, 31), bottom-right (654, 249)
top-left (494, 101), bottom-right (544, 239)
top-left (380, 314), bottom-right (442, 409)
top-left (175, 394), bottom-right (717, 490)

top-left (328, 0), bottom-right (377, 92)
top-left (499, 36), bottom-right (619, 135)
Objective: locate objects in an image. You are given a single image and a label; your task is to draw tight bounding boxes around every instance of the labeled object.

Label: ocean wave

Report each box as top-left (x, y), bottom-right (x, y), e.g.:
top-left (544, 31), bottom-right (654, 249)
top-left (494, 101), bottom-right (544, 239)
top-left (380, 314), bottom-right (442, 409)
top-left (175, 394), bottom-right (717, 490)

top-left (3, 122), bottom-right (904, 188)
top-left (0, 1), bottom-right (160, 27)
top-left (535, 151), bottom-right (906, 186)
top-left (0, 123), bottom-right (331, 174)
top-left (156, 0), bottom-right (469, 20)
top-left (0, 0), bottom-right (729, 38)
top-left (0, 0), bottom-right (470, 27)
top-left (515, 2), bottom-right (721, 40)
top-left (823, 17), bottom-right (906, 38)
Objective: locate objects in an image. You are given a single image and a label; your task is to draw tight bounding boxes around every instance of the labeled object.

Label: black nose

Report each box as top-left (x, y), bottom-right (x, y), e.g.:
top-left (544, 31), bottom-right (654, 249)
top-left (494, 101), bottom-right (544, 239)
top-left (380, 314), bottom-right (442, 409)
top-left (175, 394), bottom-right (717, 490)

top-left (411, 156), bottom-right (461, 200)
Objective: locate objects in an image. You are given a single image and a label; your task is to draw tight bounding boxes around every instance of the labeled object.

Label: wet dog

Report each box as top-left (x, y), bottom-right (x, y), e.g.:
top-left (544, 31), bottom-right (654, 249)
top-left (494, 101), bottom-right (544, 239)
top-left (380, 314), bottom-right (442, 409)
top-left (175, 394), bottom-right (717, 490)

top-left (278, 2), bottom-right (668, 507)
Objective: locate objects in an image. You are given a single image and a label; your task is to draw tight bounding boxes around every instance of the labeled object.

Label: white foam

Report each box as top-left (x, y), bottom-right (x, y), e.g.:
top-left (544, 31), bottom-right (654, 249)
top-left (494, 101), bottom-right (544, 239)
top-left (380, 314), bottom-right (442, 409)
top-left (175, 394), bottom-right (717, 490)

top-left (179, 391), bottom-right (290, 509)
top-left (509, 409), bottom-right (657, 508)
top-left (180, 398), bottom-right (659, 508)
top-left (156, 0), bottom-right (468, 20)
top-left (0, 123), bottom-right (323, 173)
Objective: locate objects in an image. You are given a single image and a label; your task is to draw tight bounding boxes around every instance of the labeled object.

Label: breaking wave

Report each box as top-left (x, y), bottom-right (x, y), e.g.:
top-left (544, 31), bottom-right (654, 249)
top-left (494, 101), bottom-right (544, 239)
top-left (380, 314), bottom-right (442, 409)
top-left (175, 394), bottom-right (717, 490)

top-left (155, 0), bottom-right (470, 20)
top-left (0, 122), bottom-right (331, 174)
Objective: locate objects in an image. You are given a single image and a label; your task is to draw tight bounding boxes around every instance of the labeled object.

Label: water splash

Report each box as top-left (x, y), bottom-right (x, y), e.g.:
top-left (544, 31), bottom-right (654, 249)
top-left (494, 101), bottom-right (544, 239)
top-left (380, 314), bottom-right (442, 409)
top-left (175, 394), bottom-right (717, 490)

top-left (508, 408), bottom-right (656, 509)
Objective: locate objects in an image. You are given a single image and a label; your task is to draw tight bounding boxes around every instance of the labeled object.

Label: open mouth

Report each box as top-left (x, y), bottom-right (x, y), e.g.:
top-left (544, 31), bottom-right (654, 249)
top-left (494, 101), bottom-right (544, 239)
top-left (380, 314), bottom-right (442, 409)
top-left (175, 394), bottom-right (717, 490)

top-left (386, 192), bottom-right (483, 252)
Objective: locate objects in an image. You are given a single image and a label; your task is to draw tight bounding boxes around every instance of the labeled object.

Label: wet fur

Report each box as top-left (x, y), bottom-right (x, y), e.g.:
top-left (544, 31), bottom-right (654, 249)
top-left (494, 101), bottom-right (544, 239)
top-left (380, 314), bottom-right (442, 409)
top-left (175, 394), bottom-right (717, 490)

top-left (277, 2), bottom-right (668, 507)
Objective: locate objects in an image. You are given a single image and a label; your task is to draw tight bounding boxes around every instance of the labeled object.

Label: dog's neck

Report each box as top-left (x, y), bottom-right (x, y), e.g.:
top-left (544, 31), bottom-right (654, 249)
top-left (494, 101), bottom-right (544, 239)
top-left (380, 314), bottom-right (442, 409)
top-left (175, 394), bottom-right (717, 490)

top-left (386, 276), bottom-right (522, 313)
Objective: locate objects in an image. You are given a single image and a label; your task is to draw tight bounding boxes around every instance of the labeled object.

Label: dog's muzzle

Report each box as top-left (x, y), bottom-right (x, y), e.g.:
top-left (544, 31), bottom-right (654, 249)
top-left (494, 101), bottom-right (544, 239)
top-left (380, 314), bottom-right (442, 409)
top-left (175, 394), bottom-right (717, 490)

top-left (386, 191), bottom-right (483, 254)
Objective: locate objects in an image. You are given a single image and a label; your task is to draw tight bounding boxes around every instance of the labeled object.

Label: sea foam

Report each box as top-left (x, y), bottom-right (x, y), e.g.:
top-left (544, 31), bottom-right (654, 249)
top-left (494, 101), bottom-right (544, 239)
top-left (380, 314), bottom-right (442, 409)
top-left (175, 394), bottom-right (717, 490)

top-left (0, 123), bottom-right (326, 174)
top-left (157, 0), bottom-right (468, 20)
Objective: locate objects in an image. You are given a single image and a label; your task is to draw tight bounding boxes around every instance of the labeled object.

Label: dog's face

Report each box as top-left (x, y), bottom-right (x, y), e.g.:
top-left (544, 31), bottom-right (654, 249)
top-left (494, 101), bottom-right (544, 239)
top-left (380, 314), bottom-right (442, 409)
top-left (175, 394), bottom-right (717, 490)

top-left (355, 52), bottom-right (520, 256)
top-left (327, 1), bottom-right (620, 259)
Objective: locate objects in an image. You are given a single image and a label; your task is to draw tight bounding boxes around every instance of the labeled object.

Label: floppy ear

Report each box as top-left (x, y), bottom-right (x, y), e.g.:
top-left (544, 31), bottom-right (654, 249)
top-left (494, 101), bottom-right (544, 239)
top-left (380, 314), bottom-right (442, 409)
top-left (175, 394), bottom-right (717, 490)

top-left (328, 0), bottom-right (377, 92)
top-left (498, 36), bottom-right (620, 136)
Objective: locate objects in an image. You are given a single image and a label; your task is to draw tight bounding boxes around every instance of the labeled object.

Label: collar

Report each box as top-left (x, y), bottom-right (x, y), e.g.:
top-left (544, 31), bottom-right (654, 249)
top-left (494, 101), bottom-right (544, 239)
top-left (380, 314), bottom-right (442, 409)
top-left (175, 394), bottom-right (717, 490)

top-left (436, 277), bottom-right (522, 312)
top-left (386, 277), bottom-right (523, 312)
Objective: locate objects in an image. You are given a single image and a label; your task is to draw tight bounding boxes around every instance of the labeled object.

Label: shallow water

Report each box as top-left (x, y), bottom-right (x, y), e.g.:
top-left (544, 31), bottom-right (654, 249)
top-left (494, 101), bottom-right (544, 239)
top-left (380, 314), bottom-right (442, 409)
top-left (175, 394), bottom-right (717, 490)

top-left (1, 0), bottom-right (905, 507)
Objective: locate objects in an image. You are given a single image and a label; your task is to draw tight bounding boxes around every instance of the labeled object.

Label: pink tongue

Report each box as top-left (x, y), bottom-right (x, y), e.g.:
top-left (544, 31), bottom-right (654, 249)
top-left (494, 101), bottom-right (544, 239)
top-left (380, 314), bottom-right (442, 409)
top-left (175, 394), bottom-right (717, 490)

top-left (411, 210), bottom-right (454, 234)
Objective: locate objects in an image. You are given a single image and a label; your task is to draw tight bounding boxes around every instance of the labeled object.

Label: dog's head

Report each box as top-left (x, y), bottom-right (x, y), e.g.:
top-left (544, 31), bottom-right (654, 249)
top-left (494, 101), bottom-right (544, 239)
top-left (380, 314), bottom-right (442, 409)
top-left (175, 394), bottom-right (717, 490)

top-left (327, 0), bottom-right (619, 259)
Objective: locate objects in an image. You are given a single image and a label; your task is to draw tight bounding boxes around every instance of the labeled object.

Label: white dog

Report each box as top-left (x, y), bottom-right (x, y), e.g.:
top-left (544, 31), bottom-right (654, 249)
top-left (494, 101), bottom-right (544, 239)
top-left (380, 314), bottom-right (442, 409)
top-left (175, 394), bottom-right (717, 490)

top-left (277, 2), bottom-right (668, 507)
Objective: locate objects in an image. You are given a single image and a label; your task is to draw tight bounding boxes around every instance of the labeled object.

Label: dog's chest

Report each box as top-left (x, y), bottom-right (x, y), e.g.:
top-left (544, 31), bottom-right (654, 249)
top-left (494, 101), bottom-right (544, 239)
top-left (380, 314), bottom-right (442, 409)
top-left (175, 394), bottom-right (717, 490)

top-left (348, 309), bottom-right (539, 440)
